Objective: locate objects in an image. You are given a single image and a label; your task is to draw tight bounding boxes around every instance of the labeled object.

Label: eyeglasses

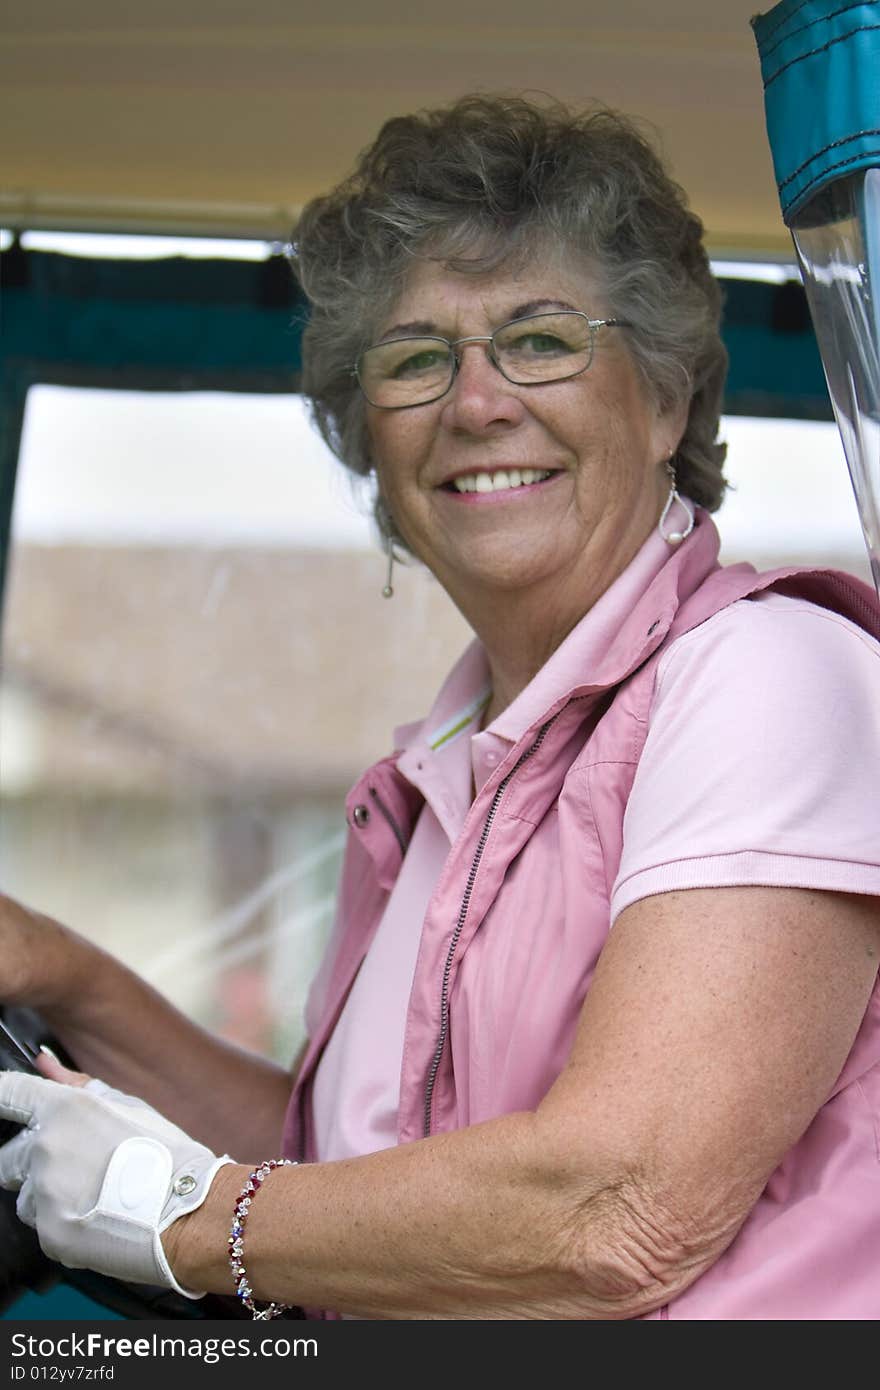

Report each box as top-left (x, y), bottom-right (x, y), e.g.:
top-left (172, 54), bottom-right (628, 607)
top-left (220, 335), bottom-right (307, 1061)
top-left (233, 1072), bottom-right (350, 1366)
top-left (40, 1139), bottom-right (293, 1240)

top-left (354, 310), bottom-right (631, 409)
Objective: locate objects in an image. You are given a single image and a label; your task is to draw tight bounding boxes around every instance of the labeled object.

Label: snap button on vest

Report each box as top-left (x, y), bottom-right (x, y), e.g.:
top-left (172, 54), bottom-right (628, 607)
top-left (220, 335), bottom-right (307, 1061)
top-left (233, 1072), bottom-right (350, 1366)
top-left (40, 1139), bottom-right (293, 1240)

top-left (352, 805), bottom-right (370, 828)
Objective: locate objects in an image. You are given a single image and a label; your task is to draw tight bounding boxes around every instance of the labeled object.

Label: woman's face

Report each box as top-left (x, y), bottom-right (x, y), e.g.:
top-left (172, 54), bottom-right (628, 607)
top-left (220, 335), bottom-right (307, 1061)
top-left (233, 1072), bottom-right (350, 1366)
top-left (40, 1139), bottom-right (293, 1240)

top-left (365, 258), bottom-right (686, 614)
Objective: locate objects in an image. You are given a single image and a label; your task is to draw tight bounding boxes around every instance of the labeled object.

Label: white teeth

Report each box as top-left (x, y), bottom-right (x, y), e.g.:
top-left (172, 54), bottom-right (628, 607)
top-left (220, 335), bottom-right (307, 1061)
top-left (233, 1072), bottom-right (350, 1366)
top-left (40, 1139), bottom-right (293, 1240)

top-left (452, 469), bottom-right (553, 494)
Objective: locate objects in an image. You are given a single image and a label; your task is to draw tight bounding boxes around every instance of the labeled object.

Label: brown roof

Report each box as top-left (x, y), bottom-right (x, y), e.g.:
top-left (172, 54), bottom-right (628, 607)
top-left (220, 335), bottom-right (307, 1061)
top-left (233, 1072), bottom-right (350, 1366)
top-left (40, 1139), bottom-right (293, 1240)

top-left (2, 544), bottom-right (472, 795)
top-left (3, 539), bottom-right (872, 798)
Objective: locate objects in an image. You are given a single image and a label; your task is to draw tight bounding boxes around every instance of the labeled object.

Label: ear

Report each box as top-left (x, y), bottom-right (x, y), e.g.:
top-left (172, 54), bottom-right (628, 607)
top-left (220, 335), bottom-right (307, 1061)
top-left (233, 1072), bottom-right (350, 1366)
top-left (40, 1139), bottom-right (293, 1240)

top-left (656, 391), bottom-right (690, 460)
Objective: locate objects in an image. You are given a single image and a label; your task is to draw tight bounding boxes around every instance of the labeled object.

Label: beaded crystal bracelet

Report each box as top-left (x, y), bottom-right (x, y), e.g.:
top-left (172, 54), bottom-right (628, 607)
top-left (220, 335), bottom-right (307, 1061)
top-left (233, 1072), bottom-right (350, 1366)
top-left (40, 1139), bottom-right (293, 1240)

top-left (228, 1158), bottom-right (297, 1319)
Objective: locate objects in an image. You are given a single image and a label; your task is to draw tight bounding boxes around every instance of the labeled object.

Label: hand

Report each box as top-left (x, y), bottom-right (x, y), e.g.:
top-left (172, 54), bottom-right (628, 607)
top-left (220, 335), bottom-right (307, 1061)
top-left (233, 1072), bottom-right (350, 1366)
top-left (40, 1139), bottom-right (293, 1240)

top-left (0, 1065), bottom-right (234, 1296)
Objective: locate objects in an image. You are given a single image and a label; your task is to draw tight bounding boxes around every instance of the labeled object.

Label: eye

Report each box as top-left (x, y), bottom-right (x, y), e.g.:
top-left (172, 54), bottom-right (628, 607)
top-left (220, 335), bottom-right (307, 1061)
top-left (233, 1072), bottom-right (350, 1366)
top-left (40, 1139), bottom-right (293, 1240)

top-left (391, 348), bottom-right (450, 379)
top-left (502, 330), bottom-right (574, 358)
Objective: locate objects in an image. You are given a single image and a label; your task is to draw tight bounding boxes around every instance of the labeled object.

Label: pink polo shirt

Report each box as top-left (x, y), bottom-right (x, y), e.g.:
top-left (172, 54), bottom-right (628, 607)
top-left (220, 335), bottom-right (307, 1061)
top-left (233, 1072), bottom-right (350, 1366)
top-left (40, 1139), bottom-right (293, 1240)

top-left (312, 530), bottom-right (880, 1162)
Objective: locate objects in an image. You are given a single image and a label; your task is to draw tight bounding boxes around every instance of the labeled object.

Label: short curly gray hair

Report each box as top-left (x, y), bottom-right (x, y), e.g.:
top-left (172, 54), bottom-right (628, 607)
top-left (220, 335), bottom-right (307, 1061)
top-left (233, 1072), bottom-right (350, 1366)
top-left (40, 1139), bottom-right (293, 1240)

top-left (292, 94), bottom-right (728, 547)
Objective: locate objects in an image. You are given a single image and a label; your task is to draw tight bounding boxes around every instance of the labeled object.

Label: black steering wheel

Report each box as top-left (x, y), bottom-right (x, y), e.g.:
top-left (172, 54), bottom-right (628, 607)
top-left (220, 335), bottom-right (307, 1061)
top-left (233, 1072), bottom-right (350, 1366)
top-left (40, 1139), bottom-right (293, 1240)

top-left (0, 1006), bottom-right (303, 1320)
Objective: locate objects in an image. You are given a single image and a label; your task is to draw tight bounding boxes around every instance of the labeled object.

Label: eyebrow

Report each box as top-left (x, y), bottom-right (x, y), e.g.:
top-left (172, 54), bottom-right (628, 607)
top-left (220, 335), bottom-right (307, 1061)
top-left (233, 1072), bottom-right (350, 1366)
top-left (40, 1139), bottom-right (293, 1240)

top-left (378, 298), bottom-right (579, 342)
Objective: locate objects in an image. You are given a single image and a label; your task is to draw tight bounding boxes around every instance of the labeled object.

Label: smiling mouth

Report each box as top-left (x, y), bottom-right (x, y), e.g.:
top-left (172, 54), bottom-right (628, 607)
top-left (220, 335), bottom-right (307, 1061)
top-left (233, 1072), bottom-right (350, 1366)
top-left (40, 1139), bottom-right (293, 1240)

top-left (443, 468), bottom-right (558, 495)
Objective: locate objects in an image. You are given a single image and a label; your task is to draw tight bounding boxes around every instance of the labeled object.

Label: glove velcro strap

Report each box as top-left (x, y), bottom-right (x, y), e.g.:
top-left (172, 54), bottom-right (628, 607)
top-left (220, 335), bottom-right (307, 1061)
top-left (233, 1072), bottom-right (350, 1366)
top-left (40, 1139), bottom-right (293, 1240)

top-left (95, 1136), bottom-right (172, 1226)
top-left (87, 1135), bottom-right (211, 1299)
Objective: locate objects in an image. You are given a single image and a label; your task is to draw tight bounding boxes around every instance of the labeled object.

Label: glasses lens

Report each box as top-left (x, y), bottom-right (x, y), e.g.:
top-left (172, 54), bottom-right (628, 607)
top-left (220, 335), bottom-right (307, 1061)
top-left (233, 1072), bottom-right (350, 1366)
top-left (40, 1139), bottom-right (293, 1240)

top-left (358, 338), bottom-right (454, 407)
top-left (494, 312), bottom-right (594, 383)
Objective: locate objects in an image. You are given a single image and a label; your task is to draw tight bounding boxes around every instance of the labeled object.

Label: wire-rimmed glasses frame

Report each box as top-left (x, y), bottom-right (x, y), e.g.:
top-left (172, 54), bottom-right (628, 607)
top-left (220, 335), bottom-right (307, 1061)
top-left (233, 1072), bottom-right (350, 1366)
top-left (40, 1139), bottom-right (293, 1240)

top-left (353, 310), bottom-right (631, 410)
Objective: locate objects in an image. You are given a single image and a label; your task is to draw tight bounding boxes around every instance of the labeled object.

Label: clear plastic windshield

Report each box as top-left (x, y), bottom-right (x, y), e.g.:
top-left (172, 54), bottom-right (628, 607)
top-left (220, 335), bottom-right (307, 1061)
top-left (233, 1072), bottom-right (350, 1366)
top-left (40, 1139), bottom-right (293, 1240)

top-left (791, 168), bottom-right (880, 597)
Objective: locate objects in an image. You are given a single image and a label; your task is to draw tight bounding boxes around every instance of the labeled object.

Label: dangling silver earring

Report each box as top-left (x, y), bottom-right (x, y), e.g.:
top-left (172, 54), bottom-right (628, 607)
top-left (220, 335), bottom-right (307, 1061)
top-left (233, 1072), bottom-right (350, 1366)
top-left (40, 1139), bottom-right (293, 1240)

top-left (382, 539), bottom-right (395, 598)
top-left (658, 456), bottom-right (694, 546)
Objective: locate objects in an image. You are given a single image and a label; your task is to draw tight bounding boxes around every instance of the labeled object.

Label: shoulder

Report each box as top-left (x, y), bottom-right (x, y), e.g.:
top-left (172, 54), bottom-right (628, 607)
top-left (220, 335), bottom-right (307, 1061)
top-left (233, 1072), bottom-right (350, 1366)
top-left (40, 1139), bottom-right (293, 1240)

top-left (664, 586), bottom-right (880, 663)
top-left (609, 587), bottom-right (880, 921)
top-left (652, 589), bottom-right (880, 724)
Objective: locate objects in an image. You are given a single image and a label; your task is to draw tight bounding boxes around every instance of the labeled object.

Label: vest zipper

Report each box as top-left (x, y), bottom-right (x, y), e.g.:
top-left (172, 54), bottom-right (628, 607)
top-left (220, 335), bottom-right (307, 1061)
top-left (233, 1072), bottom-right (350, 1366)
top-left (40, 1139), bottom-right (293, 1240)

top-left (422, 712), bottom-right (561, 1137)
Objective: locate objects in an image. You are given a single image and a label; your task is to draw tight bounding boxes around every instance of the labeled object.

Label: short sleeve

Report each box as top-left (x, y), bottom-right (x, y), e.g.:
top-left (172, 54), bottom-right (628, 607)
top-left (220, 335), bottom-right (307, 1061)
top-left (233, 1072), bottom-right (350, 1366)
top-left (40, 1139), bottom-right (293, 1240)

top-left (609, 592), bottom-right (880, 923)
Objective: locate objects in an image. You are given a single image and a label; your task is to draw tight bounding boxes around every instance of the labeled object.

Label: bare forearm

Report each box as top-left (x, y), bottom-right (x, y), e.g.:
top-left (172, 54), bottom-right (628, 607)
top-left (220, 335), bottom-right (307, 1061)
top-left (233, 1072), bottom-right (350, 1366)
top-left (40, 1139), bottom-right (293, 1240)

top-left (41, 935), bottom-right (292, 1161)
top-left (167, 1112), bottom-right (698, 1320)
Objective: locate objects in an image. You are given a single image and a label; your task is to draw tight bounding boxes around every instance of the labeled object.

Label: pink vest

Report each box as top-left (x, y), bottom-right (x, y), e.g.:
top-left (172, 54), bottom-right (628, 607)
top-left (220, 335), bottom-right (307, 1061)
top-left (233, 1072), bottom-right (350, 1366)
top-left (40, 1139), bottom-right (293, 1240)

top-left (282, 517), bottom-right (880, 1318)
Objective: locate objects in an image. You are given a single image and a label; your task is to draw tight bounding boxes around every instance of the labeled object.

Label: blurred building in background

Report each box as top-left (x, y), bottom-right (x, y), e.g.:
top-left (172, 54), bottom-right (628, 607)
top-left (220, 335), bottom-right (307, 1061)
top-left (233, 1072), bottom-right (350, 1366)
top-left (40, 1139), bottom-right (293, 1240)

top-left (0, 387), bottom-right (475, 1063)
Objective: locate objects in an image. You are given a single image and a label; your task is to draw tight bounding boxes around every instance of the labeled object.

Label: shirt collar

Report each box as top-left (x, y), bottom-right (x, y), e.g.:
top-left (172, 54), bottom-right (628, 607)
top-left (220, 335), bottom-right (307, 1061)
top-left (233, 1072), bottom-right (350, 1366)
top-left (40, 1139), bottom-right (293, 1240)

top-left (483, 523), bottom-right (674, 747)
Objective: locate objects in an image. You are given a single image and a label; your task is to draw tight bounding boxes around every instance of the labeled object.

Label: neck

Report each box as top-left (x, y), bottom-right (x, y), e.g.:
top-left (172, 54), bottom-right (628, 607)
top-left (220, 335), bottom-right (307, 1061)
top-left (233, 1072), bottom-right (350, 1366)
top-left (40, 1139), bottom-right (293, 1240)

top-left (457, 519), bottom-right (656, 726)
top-left (478, 605), bottom-right (572, 727)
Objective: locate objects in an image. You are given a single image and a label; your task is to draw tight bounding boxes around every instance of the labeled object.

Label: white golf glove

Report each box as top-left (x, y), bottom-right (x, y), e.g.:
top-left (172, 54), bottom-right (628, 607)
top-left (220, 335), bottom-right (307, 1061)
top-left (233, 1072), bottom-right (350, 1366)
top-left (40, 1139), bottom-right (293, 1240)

top-left (0, 1071), bottom-right (234, 1297)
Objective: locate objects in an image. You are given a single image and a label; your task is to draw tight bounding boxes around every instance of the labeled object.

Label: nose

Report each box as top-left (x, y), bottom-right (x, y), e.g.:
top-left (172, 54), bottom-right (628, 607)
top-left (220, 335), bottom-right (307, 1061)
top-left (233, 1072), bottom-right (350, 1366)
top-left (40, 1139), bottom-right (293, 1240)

top-left (440, 338), bottom-right (524, 432)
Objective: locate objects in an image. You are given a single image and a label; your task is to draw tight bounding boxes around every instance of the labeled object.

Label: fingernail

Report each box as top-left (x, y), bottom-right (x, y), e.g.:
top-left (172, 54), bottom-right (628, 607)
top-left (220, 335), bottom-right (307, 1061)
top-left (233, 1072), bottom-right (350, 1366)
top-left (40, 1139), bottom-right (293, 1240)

top-left (39, 1045), bottom-right (60, 1063)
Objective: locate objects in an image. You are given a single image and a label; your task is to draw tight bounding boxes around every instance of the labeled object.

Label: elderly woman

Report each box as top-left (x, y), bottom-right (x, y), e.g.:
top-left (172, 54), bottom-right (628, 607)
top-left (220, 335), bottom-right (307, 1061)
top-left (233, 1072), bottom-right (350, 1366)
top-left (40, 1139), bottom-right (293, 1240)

top-left (1, 96), bottom-right (879, 1322)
